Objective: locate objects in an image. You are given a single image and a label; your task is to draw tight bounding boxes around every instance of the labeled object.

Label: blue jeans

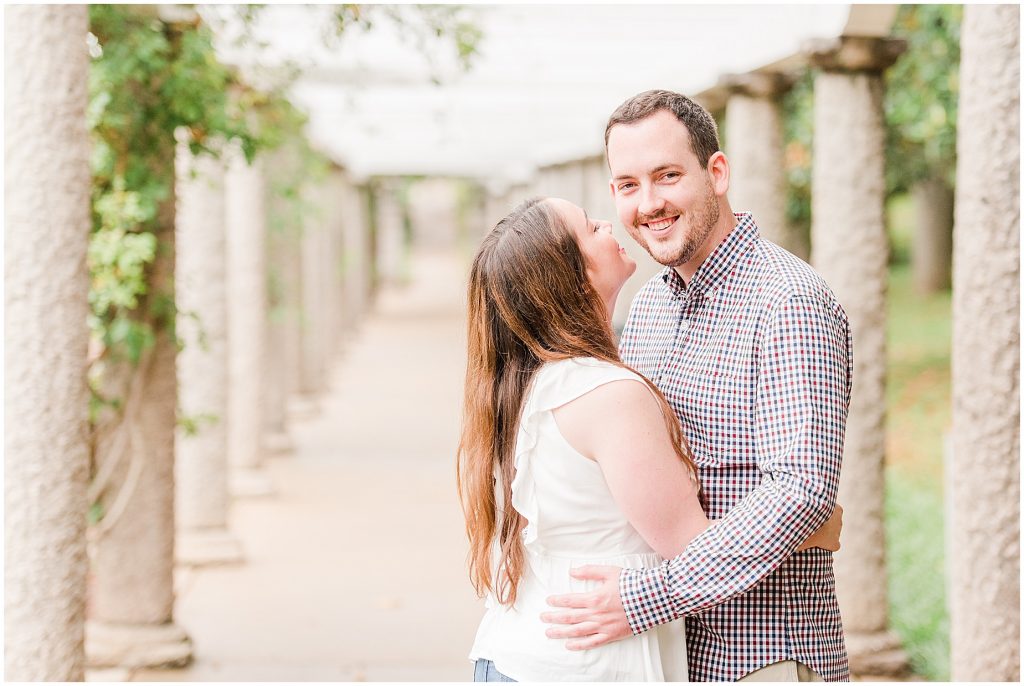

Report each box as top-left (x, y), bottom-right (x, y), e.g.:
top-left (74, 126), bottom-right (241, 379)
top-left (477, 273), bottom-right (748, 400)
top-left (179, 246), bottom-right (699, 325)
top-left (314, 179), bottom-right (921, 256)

top-left (473, 659), bottom-right (516, 682)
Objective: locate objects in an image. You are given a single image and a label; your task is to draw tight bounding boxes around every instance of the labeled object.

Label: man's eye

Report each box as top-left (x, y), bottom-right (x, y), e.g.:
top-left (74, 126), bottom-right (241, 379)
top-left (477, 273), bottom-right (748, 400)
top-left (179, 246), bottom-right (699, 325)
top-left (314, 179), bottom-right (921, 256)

top-left (661, 172), bottom-right (680, 181)
top-left (618, 182), bottom-right (636, 192)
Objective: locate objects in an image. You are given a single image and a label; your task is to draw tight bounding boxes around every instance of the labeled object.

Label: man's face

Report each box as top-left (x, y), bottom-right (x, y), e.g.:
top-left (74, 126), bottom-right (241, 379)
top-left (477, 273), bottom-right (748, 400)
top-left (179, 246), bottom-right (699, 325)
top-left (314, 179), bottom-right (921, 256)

top-left (606, 109), bottom-right (721, 268)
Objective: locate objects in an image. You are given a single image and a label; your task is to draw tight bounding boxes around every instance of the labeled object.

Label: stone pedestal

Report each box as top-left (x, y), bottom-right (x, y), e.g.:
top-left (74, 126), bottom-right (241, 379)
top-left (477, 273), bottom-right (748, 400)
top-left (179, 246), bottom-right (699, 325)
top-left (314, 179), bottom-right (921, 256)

top-left (174, 143), bottom-right (244, 567)
top-left (949, 5), bottom-right (1020, 681)
top-left (4, 6), bottom-right (91, 680)
top-left (721, 71), bottom-right (805, 259)
top-left (85, 621), bottom-right (192, 670)
top-left (807, 35), bottom-right (909, 679)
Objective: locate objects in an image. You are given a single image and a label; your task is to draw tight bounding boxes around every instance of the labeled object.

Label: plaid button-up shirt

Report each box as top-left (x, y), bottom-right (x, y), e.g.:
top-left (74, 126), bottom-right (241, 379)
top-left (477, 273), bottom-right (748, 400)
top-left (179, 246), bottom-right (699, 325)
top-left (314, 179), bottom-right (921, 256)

top-left (618, 213), bottom-right (851, 681)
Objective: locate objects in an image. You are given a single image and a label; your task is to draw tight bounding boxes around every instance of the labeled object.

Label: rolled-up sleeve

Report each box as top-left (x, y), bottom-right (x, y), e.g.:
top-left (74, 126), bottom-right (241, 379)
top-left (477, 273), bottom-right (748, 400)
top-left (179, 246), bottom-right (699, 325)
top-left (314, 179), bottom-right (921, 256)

top-left (619, 294), bottom-right (852, 634)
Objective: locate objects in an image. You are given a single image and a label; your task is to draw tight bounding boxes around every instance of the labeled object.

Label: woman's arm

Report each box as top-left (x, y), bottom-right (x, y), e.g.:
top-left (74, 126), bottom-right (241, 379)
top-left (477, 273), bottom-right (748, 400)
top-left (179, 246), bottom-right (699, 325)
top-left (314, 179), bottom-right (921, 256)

top-left (552, 379), bottom-right (843, 559)
top-left (552, 379), bottom-right (709, 560)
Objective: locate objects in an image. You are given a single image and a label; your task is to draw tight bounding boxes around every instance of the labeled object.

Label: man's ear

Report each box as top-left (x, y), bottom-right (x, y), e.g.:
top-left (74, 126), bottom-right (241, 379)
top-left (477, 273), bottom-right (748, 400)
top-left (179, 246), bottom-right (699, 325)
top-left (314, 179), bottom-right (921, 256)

top-left (608, 178), bottom-right (615, 200)
top-left (707, 151), bottom-right (730, 196)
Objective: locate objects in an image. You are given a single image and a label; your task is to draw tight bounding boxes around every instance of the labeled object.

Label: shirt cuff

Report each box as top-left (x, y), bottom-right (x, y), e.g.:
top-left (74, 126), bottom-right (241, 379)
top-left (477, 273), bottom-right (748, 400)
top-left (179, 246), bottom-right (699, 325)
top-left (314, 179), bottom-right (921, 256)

top-left (619, 564), bottom-right (679, 635)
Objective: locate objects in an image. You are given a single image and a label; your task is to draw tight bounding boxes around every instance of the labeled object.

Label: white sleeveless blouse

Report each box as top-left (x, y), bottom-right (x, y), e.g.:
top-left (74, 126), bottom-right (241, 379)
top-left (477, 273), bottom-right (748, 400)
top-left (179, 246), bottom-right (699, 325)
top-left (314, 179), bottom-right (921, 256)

top-left (468, 357), bottom-right (688, 682)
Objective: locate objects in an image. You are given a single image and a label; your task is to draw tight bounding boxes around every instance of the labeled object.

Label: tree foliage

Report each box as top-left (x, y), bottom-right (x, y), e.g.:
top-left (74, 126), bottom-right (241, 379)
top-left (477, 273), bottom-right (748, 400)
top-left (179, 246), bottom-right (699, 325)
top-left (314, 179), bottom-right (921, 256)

top-left (781, 5), bottom-right (962, 239)
top-left (885, 4), bottom-right (962, 192)
top-left (86, 4), bottom-right (481, 374)
top-left (87, 5), bottom-right (259, 371)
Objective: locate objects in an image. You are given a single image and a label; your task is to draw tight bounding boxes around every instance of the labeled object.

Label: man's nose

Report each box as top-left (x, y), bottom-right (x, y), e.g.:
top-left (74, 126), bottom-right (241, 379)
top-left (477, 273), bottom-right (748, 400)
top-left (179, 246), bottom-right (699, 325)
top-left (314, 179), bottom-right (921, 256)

top-left (638, 185), bottom-right (665, 216)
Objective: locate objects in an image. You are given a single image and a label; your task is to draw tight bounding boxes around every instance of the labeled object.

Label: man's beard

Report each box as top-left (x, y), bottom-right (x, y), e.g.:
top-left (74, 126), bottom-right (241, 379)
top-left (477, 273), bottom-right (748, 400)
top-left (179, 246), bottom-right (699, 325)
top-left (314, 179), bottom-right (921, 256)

top-left (631, 177), bottom-right (720, 268)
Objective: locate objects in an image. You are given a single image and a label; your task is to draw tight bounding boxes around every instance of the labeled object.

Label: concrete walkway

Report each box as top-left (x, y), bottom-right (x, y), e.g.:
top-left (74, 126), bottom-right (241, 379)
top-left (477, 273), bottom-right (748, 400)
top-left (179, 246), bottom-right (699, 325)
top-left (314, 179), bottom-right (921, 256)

top-left (130, 249), bottom-right (484, 681)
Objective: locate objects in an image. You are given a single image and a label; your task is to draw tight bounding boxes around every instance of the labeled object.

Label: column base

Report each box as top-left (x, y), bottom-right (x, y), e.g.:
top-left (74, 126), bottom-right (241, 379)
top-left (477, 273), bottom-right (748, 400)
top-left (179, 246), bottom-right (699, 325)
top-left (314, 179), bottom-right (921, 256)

top-left (176, 527), bottom-right (245, 567)
top-left (85, 620), bottom-right (192, 670)
top-left (287, 394), bottom-right (319, 421)
top-left (264, 429), bottom-right (293, 456)
top-left (229, 467), bottom-right (275, 498)
top-left (847, 629), bottom-right (911, 678)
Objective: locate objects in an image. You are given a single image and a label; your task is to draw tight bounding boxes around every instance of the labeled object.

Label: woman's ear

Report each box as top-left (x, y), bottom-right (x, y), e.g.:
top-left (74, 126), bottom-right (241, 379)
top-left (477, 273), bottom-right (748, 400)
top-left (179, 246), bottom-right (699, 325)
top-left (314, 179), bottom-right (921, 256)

top-left (707, 151), bottom-right (730, 197)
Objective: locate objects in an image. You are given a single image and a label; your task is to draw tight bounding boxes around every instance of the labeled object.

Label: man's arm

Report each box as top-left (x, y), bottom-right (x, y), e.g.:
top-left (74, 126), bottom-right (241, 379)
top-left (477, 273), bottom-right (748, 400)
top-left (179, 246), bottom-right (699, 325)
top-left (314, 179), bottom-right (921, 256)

top-left (543, 294), bottom-right (852, 645)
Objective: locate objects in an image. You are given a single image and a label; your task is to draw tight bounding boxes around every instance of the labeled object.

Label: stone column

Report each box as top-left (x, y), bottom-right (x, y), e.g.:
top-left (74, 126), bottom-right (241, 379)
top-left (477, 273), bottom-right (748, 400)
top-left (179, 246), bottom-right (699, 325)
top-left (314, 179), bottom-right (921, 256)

top-left (484, 186), bottom-right (508, 230)
top-left (4, 6), bottom-right (90, 680)
top-left (86, 170), bottom-right (192, 665)
top-left (323, 170), bottom-right (347, 362)
top-left (721, 71), bottom-right (806, 260)
top-left (261, 149), bottom-right (294, 457)
top-left (298, 182), bottom-right (328, 402)
top-left (949, 5), bottom-right (1020, 681)
top-left (174, 142), bottom-right (244, 565)
top-left (340, 177), bottom-right (372, 331)
top-left (375, 179), bottom-right (406, 286)
top-left (911, 176), bottom-right (954, 294)
top-left (225, 148), bottom-right (275, 491)
top-left (806, 35), bottom-right (908, 678)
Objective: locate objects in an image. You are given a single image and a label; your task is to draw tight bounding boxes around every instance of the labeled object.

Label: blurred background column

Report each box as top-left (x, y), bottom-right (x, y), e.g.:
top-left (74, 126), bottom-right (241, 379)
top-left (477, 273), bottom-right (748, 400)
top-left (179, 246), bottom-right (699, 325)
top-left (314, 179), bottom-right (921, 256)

top-left (339, 174), bottom-right (372, 333)
top-left (949, 4), bottom-right (1020, 681)
top-left (174, 142), bottom-right (243, 567)
top-left (298, 181), bottom-right (329, 405)
top-left (323, 168), bottom-right (347, 362)
top-left (721, 71), bottom-right (806, 260)
top-left (375, 178), bottom-right (407, 286)
top-left (226, 147), bottom-right (275, 492)
top-left (262, 146), bottom-right (295, 458)
top-left (807, 34), bottom-right (909, 679)
top-left (4, 5), bottom-right (91, 680)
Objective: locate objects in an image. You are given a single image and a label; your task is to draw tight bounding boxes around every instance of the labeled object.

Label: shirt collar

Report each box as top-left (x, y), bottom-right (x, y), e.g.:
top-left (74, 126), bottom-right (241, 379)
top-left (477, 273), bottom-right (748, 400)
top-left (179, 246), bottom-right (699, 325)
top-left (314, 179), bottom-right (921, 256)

top-left (660, 212), bottom-right (759, 300)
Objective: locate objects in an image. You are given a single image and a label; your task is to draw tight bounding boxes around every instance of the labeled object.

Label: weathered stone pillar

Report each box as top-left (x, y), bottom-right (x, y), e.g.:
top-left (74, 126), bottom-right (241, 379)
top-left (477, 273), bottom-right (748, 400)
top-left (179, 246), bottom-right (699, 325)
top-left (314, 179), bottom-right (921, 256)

top-left (338, 174), bottom-right (370, 333)
top-left (408, 178), bottom-right (460, 250)
top-left (86, 178), bottom-right (192, 662)
top-left (911, 176), bottom-right (954, 294)
top-left (225, 147), bottom-right (275, 490)
top-left (323, 170), bottom-right (347, 361)
top-left (174, 142), bottom-right (243, 565)
top-left (949, 5), bottom-right (1020, 681)
top-left (375, 179), bottom-right (406, 286)
top-left (483, 185), bottom-right (508, 230)
top-left (298, 182), bottom-right (329, 400)
top-left (807, 35), bottom-right (908, 678)
top-left (4, 6), bottom-right (90, 680)
top-left (721, 71), bottom-right (806, 260)
top-left (262, 147), bottom-right (294, 456)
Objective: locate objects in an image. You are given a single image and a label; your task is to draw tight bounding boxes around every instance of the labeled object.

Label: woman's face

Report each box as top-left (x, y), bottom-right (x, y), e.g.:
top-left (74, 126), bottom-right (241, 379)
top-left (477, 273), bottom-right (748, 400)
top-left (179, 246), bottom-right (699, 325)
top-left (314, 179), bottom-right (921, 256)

top-left (547, 197), bottom-right (636, 307)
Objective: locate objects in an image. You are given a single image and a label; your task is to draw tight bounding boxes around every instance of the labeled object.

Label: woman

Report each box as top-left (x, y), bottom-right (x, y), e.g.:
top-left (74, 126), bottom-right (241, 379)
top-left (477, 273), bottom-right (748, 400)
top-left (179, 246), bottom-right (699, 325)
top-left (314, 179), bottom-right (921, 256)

top-left (457, 197), bottom-right (840, 682)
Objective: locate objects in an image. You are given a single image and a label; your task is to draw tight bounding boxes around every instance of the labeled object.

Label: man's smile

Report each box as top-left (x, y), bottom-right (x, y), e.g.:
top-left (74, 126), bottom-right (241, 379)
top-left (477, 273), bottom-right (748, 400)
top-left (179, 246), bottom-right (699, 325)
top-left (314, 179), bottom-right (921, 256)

top-left (642, 216), bottom-right (679, 234)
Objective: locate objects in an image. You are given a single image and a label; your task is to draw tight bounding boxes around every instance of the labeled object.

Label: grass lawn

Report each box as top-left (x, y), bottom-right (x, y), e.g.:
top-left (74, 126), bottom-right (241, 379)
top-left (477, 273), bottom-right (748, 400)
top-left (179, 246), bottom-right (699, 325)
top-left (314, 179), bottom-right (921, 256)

top-left (884, 194), bottom-right (952, 681)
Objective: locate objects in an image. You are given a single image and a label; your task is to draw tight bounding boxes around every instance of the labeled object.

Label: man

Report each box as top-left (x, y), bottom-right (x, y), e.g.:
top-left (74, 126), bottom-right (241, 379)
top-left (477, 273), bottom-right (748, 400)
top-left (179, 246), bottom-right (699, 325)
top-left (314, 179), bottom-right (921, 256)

top-left (541, 90), bottom-right (852, 682)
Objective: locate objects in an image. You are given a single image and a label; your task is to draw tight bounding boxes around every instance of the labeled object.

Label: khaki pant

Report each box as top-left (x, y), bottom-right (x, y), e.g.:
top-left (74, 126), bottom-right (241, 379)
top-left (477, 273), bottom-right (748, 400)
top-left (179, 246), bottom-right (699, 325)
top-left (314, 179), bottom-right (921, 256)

top-left (738, 660), bottom-right (824, 682)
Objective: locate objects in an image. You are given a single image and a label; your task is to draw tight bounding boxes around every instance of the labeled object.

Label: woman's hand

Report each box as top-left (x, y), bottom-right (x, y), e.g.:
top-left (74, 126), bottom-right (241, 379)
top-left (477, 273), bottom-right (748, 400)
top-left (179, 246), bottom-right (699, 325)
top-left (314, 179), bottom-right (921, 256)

top-left (798, 504), bottom-right (843, 552)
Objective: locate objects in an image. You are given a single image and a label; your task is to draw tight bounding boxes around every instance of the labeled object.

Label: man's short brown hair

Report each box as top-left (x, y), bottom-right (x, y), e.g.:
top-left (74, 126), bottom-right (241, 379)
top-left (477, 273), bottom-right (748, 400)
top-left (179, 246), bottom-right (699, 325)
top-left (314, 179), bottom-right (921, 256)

top-left (604, 89), bottom-right (721, 166)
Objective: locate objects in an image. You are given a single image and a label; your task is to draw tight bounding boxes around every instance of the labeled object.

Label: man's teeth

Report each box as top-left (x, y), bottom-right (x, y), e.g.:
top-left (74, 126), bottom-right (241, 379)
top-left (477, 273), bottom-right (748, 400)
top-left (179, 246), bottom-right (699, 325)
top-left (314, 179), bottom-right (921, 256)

top-left (646, 217), bottom-right (676, 231)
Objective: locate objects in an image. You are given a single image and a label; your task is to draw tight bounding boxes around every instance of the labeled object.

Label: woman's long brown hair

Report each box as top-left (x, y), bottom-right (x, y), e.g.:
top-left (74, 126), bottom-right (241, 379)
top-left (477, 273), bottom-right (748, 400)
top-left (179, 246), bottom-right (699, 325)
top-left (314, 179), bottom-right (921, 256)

top-left (456, 197), bottom-right (701, 607)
